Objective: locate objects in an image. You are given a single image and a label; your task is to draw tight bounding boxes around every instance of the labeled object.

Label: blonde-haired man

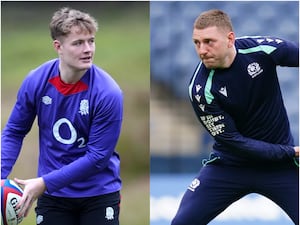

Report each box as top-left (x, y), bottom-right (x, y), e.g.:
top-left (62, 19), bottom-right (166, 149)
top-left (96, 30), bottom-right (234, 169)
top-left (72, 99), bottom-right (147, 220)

top-left (2, 7), bottom-right (123, 225)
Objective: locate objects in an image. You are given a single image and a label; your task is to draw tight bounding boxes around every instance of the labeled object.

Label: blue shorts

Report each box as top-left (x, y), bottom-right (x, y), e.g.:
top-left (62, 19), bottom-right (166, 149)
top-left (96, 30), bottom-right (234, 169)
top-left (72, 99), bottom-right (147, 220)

top-left (171, 162), bottom-right (299, 225)
top-left (35, 191), bottom-right (120, 225)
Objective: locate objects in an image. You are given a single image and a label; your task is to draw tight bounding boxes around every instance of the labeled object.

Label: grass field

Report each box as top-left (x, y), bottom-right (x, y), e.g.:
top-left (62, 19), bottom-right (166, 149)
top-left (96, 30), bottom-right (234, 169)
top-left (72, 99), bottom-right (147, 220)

top-left (2, 2), bottom-right (149, 225)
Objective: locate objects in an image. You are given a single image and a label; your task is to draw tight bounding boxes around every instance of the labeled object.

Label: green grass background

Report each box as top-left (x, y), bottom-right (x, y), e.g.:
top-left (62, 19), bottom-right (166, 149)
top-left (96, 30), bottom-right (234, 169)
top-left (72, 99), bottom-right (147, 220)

top-left (1, 2), bottom-right (149, 225)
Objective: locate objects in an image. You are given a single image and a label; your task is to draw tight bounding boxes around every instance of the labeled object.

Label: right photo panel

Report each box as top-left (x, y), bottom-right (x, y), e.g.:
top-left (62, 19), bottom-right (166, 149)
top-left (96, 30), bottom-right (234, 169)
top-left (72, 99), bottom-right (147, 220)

top-left (150, 1), bottom-right (299, 225)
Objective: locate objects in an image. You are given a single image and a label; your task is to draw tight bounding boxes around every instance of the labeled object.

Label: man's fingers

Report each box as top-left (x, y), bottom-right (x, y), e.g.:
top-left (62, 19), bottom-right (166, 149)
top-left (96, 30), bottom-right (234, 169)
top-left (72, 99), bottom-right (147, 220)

top-left (24, 198), bottom-right (34, 217)
top-left (14, 178), bottom-right (26, 187)
top-left (16, 192), bottom-right (26, 209)
top-left (16, 193), bottom-right (27, 216)
top-left (13, 177), bottom-right (46, 218)
top-left (14, 178), bottom-right (26, 209)
top-left (17, 194), bottom-right (33, 218)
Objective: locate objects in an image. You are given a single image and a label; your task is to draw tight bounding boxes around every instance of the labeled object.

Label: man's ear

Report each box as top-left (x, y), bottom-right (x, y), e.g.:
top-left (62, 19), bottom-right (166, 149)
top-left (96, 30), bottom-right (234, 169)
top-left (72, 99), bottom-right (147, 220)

top-left (227, 31), bottom-right (235, 48)
top-left (53, 40), bottom-right (61, 52)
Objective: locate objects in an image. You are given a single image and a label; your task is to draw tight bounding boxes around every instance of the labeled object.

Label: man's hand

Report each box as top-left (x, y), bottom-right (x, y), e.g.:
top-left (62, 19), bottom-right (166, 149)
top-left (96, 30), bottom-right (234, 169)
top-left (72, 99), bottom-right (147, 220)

top-left (14, 177), bottom-right (46, 217)
top-left (294, 146), bottom-right (299, 157)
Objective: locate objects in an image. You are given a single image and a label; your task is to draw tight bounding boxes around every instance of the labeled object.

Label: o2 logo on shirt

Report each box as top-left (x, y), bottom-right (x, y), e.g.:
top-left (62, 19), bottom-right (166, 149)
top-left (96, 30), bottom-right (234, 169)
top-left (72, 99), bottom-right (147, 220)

top-left (53, 118), bottom-right (86, 148)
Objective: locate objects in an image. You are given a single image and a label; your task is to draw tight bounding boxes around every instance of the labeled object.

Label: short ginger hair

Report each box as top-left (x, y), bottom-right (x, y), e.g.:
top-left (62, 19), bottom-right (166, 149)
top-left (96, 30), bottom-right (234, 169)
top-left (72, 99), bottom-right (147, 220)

top-left (194, 9), bottom-right (233, 32)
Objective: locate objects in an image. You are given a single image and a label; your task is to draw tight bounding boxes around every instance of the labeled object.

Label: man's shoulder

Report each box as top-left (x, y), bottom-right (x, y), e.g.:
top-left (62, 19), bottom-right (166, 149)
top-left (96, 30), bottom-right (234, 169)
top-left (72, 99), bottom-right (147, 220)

top-left (90, 64), bottom-right (110, 78)
top-left (235, 36), bottom-right (286, 50)
top-left (89, 64), bottom-right (122, 93)
top-left (189, 62), bottom-right (210, 87)
top-left (28, 59), bottom-right (59, 78)
top-left (197, 62), bottom-right (210, 76)
top-left (17, 59), bottom-right (59, 96)
top-left (235, 36), bottom-right (262, 48)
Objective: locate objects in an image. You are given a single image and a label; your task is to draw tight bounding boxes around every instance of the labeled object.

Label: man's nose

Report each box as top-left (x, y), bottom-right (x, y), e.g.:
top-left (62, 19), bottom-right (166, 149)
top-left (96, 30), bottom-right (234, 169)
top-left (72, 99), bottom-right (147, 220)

top-left (197, 43), bottom-right (207, 55)
top-left (83, 42), bottom-right (92, 52)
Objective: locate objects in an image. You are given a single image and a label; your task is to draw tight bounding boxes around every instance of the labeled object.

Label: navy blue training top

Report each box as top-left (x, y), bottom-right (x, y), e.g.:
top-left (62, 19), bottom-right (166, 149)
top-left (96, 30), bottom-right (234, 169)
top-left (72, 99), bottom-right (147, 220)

top-left (188, 36), bottom-right (299, 166)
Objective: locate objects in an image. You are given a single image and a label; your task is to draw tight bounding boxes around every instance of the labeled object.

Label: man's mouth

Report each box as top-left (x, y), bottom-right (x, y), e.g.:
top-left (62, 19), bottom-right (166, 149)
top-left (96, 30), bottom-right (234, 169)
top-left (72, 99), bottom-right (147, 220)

top-left (80, 56), bottom-right (92, 61)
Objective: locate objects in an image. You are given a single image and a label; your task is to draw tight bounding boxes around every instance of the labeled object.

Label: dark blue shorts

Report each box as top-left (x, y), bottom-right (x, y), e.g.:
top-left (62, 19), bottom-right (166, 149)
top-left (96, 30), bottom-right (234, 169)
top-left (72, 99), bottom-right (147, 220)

top-left (35, 191), bottom-right (120, 225)
top-left (171, 163), bottom-right (299, 225)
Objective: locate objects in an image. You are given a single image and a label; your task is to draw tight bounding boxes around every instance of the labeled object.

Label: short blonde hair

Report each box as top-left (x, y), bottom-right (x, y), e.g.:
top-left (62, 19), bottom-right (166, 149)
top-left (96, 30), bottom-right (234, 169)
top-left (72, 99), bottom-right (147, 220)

top-left (194, 9), bottom-right (233, 32)
top-left (49, 7), bottom-right (98, 40)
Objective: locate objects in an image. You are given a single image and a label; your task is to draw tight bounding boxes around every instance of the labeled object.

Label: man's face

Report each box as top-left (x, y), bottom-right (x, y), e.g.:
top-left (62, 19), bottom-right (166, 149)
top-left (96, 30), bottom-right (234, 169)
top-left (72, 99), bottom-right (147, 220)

top-left (55, 26), bottom-right (96, 72)
top-left (192, 26), bottom-right (234, 69)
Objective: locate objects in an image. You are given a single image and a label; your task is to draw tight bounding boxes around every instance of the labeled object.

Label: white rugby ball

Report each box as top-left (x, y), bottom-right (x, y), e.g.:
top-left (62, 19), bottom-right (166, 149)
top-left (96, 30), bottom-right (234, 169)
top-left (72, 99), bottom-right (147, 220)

top-left (1, 179), bottom-right (24, 225)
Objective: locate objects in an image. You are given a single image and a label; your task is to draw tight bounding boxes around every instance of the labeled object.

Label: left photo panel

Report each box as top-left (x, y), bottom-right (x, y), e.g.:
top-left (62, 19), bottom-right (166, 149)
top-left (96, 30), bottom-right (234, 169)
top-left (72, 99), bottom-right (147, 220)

top-left (1, 2), bottom-right (149, 225)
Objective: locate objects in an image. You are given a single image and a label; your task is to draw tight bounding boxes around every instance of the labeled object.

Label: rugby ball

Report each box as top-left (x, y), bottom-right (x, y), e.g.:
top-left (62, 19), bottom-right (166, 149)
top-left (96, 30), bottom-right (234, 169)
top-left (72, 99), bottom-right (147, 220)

top-left (1, 179), bottom-right (24, 225)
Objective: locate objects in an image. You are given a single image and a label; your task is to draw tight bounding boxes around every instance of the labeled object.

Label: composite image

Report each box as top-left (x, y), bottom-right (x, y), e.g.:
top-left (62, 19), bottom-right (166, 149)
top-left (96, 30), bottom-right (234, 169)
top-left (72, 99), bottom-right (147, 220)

top-left (1, 1), bottom-right (299, 225)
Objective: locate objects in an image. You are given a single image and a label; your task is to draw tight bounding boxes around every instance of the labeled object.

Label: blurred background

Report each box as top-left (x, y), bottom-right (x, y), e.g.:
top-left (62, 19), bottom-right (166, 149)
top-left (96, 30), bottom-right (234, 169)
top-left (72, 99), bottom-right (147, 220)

top-left (1, 2), bottom-right (149, 225)
top-left (150, 1), bottom-right (299, 225)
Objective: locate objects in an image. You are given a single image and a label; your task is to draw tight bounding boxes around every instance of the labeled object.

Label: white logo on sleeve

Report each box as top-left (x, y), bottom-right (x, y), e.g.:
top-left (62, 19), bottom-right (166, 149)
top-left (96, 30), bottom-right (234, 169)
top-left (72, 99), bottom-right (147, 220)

top-left (195, 94), bottom-right (201, 102)
top-left (188, 178), bottom-right (200, 192)
top-left (196, 84), bottom-right (202, 93)
top-left (105, 207), bottom-right (114, 220)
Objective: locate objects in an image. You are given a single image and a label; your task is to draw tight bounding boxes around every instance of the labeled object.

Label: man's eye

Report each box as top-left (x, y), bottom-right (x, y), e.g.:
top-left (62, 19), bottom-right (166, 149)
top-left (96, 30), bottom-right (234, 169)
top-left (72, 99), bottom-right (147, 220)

top-left (74, 41), bottom-right (82, 46)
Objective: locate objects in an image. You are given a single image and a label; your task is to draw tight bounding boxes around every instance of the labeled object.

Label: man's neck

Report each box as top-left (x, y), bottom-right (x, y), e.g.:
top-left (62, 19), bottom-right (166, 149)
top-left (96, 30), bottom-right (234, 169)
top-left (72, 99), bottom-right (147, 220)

top-left (58, 64), bottom-right (87, 84)
top-left (223, 46), bottom-right (237, 69)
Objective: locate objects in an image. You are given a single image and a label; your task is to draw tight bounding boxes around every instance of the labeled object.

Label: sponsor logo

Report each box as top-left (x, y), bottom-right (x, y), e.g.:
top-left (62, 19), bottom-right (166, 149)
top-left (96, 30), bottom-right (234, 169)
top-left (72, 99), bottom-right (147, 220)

top-left (247, 62), bottom-right (263, 78)
top-left (105, 207), bottom-right (114, 220)
top-left (200, 114), bottom-right (225, 136)
top-left (195, 94), bottom-right (201, 102)
top-left (256, 37), bottom-right (283, 44)
top-left (199, 104), bottom-right (205, 112)
top-left (52, 118), bottom-right (87, 148)
top-left (219, 86), bottom-right (227, 97)
top-left (196, 84), bottom-right (202, 93)
top-left (10, 197), bottom-right (22, 223)
top-left (188, 178), bottom-right (200, 192)
top-left (36, 215), bottom-right (44, 224)
top-left (42, 96), bottom-right (52, 105)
